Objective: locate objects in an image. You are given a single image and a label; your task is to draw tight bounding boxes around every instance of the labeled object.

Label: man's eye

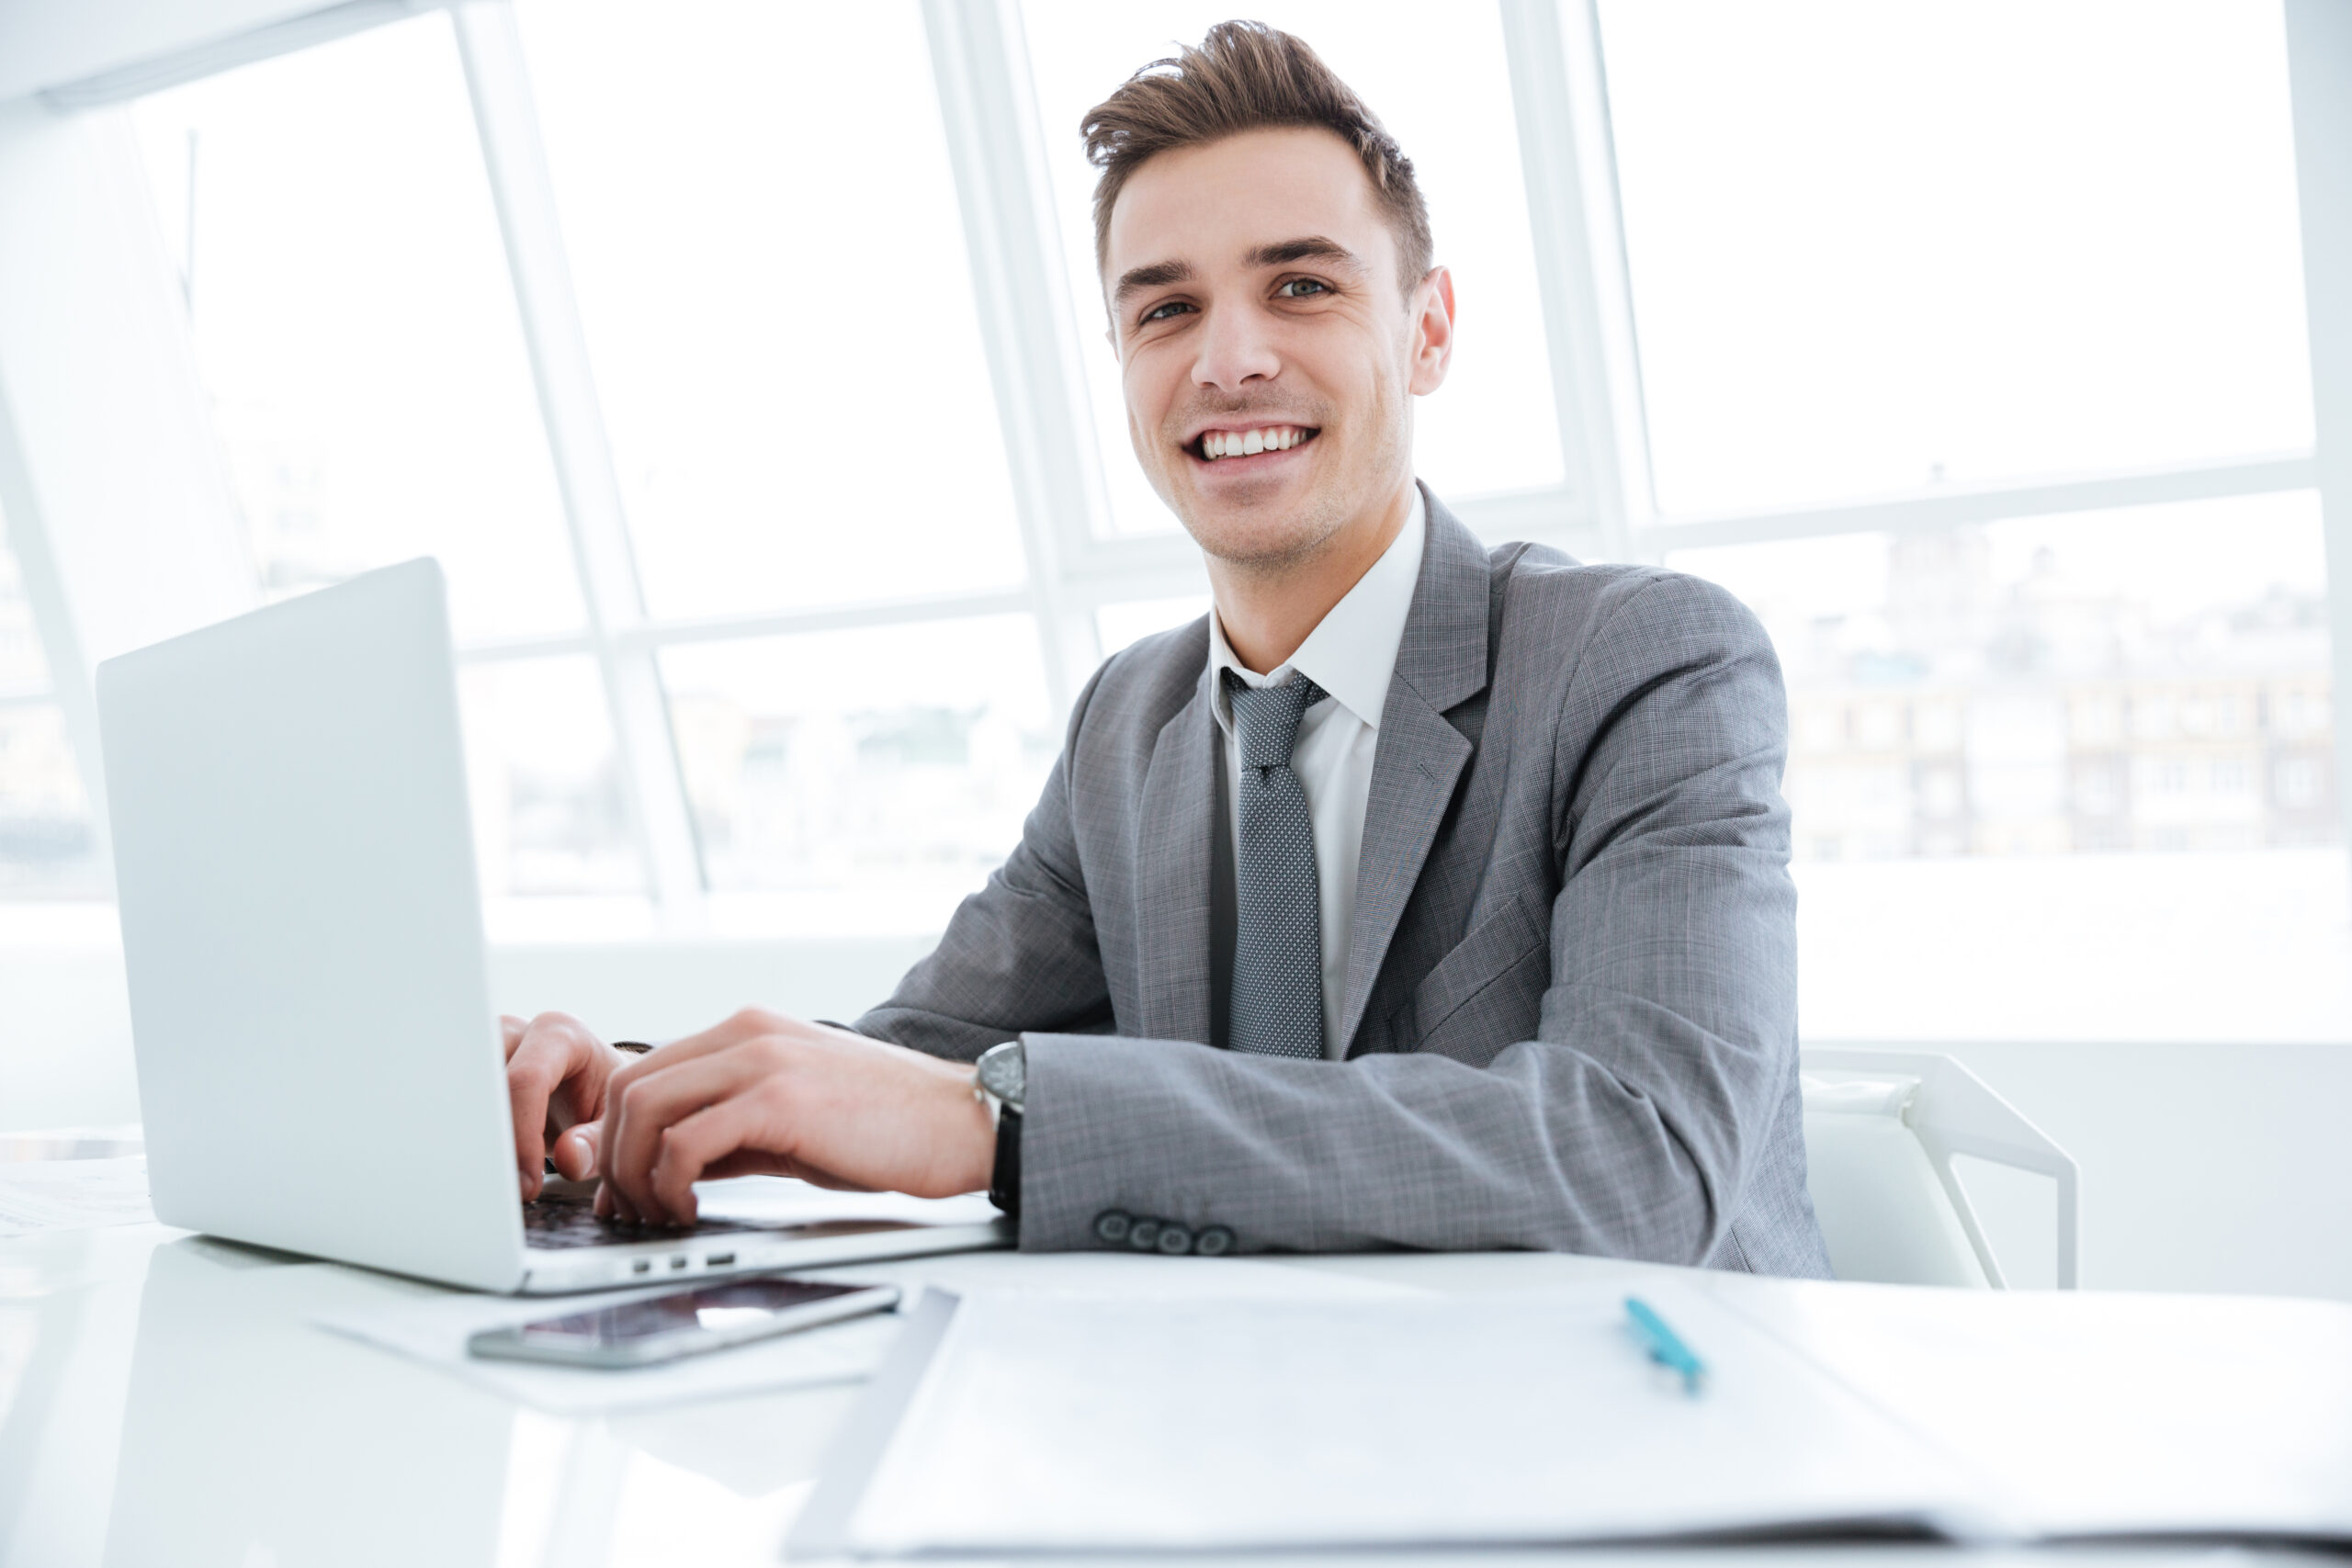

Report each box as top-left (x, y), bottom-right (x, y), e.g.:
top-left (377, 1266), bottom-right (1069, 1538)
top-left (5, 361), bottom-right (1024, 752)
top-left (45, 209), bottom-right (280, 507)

top-left (1142, 300), bottom-right (1194, 322)
top-left (1276, 278), bottom-right (1330, 298)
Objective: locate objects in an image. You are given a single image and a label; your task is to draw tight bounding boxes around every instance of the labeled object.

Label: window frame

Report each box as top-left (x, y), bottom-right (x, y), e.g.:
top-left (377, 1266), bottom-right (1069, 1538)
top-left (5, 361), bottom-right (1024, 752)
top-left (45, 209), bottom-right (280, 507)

top-left (0, 0), bottom-right (2345, 931)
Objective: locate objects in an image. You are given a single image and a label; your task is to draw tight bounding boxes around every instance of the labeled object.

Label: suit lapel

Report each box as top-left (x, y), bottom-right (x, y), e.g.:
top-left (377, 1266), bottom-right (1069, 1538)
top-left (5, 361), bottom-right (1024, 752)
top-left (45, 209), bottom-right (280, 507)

top-left (1335, 490), bottom-right (1492, 1056)
top-left (1132, 668), bottom-right (1218, 1044)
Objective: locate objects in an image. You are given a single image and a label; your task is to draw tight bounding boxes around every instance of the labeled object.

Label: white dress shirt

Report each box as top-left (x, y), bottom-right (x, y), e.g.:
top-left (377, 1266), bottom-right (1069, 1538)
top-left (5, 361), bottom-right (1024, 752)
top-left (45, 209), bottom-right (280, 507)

top-left (1208, 490), bottom-right (1426, 1059)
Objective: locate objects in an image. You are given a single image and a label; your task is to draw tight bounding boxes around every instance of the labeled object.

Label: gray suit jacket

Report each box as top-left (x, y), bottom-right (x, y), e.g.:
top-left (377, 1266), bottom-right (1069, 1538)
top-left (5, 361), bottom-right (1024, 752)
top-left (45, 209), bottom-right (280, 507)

top-left (857, 489), bottom-right (1832, 1277)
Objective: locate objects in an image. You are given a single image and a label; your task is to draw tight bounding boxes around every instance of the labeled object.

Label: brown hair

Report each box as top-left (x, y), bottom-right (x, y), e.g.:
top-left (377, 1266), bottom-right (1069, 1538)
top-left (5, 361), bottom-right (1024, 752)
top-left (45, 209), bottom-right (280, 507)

top-left (1081, 20), bottom-right (1433, 301)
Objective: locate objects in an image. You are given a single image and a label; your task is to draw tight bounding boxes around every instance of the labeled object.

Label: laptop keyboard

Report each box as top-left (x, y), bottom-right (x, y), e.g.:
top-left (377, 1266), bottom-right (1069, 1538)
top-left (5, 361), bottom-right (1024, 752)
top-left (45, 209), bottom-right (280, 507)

top-left (519, 1190), bottom-right (928, 1252)
top-left (521, 1192), bottom-right (761, 1252)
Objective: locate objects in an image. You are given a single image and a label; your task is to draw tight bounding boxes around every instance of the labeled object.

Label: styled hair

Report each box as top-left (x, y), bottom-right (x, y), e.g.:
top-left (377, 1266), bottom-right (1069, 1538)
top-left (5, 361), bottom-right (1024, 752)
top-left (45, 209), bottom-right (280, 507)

top-left (1080, 20), bottom-right (1434, 301)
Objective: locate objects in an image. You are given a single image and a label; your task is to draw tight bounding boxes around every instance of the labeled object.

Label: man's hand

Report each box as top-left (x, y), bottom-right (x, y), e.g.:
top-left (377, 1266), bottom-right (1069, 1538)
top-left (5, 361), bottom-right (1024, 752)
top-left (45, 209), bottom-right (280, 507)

top-left (582, 1009), bottom-right (997, 1227)
top-left (501, 1011), bottom-right (628, 1200)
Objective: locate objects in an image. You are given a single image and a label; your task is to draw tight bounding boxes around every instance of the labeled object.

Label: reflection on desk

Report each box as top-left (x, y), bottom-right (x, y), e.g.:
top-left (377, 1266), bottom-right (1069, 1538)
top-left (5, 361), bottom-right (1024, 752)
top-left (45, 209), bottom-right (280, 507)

top-left (4, 1220), bottom-right (2349, 1568)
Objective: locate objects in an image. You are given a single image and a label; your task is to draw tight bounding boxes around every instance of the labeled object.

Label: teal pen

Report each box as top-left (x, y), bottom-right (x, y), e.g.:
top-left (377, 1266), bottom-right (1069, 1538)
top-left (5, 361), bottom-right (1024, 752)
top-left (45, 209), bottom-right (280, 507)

top-left (1624, 1295), bottom-right (1707, 1394)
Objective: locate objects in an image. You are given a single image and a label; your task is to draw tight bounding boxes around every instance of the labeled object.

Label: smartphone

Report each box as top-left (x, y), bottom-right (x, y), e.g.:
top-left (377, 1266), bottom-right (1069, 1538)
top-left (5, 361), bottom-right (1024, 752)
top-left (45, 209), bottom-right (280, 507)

top-left (467, 1277), bottom-right (900, 1369)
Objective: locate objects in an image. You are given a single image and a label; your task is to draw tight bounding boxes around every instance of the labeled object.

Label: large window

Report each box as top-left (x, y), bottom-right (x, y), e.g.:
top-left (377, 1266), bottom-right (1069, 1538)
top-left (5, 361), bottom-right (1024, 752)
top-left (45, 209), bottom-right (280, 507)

top-left (1668, 492), bottom-right (2334, 862)
top-left (1600, 0), bottom-right (2312, 516)
top-left (666, 617), bottom-right (1057, 934)
top-left (126, 14), bottom-right (623, 908)
top-left (129, 16), bottom-right (582, 638)
top-left (1606, 0), bottom-right (2337, 1041)
top-left (511, 0), bottom-right (1033, 620)
top-left (3, 0), bottom-right (2340, 1043)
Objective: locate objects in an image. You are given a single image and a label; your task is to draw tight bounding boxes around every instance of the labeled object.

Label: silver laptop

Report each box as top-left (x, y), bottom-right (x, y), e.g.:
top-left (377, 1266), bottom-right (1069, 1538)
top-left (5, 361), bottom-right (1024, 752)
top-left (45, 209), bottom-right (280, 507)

top-left (96, 558), bottom-right (1010, 1293)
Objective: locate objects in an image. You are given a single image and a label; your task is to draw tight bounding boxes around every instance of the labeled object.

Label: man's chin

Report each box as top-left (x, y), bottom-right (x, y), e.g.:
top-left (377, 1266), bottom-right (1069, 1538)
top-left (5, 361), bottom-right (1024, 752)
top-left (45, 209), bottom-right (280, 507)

top-left (1172, 500), bottom-right (1340, 571)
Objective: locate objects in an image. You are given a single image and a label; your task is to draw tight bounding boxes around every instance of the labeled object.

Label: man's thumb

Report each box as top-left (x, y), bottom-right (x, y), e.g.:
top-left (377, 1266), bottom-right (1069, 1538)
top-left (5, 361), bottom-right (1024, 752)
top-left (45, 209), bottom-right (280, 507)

top-left (554, 1122), bottom-right (602, 1181)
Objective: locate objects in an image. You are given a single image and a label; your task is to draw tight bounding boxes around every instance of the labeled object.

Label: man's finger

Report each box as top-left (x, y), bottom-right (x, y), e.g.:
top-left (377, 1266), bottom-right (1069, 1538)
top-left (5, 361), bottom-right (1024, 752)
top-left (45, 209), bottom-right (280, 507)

top-left (603, 1043), bottom-right (780, 1225)
top-left (553, 1121), bottom-right (599, 1181)
top-left (592, 1008), bottom-right (819, 1129)
top-left (507, 1012), bottom-right (597, 1200)
top-left (499, 1015), bottom-right (527, 1059)
top-left (604, 1046), bottom-right (769, 1224)
top-left (507, 1048), bottom-right (560, 1199)
top-left (696, 1148), bottom-right (873, 1190)
top-left (607, 1009), bottom-right (784, 1080)
top-left (645, 1098), bottom-right (774, 1224)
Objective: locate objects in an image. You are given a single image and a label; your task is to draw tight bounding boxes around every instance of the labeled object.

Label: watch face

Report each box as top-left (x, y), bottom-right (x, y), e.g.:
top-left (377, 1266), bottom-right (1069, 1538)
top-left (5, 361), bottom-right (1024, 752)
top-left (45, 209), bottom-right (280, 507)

top-left (978, 1043), bottom-right (1025, 1110)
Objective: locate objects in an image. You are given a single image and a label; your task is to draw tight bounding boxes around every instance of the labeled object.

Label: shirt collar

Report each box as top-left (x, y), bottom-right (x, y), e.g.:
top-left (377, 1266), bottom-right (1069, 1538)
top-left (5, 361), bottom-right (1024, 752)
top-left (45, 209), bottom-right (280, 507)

top-left (1208, 487), bottom-right (1427, 736)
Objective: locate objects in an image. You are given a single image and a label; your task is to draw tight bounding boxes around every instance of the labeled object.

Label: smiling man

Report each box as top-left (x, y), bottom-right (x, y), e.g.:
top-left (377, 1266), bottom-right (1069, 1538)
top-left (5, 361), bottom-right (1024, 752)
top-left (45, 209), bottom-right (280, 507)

top-left (501, 21), bottom-right (1831, 1276)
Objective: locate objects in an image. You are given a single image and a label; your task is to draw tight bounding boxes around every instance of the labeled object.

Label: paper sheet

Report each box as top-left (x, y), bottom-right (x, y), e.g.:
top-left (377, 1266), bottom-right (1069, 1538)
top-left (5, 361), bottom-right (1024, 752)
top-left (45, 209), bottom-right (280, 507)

top-left (0, 1156), bottom-right (156, 1237)
top-left (1715, 1281), bottom-right (2352, 1541)
top-left (312, 1278), bottom-right (905, 1415)
top-left (816, 1282), bottom-right (1989, 1555)
top-left (315, 1235), bottom-right (1430, 1416)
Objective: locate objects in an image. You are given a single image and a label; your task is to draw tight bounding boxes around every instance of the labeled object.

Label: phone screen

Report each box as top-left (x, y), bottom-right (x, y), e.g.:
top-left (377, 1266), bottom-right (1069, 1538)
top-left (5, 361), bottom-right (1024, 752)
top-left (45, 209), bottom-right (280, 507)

top-left (516, 1278), bottom-right (871, 1348)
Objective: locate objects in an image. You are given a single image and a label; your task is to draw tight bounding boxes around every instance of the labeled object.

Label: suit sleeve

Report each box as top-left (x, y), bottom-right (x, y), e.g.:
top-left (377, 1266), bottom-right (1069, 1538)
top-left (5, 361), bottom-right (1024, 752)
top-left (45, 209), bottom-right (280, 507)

top-left (850, 664), bottom-right (1117, 1062)
top-left (1006, 572), bottom-right (1803, 1265)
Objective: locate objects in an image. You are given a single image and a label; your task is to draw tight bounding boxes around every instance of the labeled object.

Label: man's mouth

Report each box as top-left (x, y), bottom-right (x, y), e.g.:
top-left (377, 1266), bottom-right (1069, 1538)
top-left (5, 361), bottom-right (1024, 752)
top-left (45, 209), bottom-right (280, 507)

top-left (1186, 423), bottom-right (1320, 463)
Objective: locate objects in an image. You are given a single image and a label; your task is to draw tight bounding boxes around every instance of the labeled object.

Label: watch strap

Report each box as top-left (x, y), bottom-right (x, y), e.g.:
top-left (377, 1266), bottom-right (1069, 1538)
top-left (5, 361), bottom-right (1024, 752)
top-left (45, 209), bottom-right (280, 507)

top-left (989, 1107), bottom-right (1022, 1219)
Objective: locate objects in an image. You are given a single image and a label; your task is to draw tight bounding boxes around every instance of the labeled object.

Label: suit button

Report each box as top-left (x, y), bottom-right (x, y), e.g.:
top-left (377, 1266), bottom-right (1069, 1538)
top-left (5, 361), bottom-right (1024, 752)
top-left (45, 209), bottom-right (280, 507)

top-left (1193, 1225), bottom-right (1235, 1257)
top-left (1155, 1224), bottom-right (1193, 1256)
top-left (1125, 1218), bottom-right (1161, 1251)
top-left (1092, 1210), bottom-right (1131, 1245)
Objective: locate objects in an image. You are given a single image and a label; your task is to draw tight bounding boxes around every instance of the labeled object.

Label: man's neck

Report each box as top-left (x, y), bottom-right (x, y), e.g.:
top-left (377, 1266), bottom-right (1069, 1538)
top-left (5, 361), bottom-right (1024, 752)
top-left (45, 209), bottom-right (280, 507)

top-left (1207, 481), bottom-right (1417, 675)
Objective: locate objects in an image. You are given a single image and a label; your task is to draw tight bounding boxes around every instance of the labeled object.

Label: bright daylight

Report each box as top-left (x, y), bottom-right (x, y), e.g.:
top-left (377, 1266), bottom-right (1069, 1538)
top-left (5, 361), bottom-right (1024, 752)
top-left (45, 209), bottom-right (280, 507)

top-left (2, 1), bottom-right (2349, 1563)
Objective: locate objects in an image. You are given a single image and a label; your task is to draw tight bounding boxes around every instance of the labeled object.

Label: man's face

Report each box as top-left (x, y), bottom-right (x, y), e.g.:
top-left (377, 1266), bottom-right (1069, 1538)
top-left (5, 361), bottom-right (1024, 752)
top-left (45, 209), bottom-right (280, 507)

top-left (1102, 127), bottom-right (1452, 570)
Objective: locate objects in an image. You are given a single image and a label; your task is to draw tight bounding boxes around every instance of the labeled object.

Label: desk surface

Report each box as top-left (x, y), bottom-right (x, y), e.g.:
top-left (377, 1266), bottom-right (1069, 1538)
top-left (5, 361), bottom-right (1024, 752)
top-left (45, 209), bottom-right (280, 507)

top-left (0, 1219), bottom-right (2337, 1568)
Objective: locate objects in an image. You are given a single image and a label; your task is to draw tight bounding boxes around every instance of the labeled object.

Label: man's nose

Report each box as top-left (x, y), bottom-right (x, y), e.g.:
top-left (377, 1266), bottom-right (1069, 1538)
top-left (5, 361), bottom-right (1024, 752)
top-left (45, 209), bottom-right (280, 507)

top-left (1189, 303), bottom-right (1281, 394)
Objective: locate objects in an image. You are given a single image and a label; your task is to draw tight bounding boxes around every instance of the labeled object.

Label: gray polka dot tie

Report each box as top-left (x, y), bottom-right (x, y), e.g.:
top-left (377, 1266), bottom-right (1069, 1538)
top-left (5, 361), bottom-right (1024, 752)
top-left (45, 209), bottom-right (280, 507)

top-left (1226, 671), bottom-right (1326, 1059)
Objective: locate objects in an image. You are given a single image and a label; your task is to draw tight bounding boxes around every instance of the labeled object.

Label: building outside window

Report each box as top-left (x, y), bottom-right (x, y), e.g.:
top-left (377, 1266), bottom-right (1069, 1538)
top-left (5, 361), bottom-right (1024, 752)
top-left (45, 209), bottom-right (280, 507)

top-left (0, 0), bottom-right (2338, 1044)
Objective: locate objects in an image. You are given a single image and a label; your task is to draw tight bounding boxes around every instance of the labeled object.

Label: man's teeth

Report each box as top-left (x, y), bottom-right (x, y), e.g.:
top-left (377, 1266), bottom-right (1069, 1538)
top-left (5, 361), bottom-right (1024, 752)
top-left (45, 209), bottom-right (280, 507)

top-left (1201, 425), bottom-right (1311, 459)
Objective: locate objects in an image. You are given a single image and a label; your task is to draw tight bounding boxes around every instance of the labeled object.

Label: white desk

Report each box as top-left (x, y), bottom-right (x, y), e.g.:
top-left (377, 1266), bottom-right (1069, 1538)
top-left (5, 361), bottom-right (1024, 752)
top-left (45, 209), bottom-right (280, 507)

top-left (0, 1218), bottom-right (2342, 1568)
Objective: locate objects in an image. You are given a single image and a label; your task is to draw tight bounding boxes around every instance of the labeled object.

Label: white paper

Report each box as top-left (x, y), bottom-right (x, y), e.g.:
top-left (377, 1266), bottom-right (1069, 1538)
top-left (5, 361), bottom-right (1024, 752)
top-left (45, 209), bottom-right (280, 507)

top-left (835, 1283), bottom-right (1985, 1553)
top-left (1721, 1283), bottom-right (2352, 1540)
top-left (315, 1224), bottom-right (1425, 1418)
top-left (312, 1279), bottom-right (904, 1415)
top-left (0, 1156), bottom-right (156, 1237)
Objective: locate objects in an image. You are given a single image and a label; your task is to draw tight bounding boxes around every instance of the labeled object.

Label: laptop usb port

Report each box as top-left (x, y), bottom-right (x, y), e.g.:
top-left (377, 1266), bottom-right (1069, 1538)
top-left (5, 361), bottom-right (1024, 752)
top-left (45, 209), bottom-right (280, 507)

top-left (670, 1255), bottom-right (688, 1269)
top-left (706, 1252), bottom-right (735, 1267)
top-left (631, 1258), bottom-right (651, 1274)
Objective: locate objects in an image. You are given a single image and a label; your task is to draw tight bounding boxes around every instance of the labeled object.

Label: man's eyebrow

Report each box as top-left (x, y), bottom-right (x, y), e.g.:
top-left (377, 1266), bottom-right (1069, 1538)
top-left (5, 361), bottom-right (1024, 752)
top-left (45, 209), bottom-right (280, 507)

top-left (1113, 258), bottom-right (1195, 306)
top-left (1245, 236), bottom-right (1365, 272)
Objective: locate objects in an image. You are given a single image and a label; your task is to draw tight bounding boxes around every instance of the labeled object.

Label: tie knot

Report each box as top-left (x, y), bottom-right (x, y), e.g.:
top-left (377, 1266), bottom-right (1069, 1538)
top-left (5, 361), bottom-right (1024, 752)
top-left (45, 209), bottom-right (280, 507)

top-left (1225, 671), bottom-right (1325, 769)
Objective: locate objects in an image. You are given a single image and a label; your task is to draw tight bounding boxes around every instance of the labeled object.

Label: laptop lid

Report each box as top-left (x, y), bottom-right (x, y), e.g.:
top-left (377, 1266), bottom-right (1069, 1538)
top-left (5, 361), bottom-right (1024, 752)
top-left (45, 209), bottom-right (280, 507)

top-left (98, 558), bottom-right (526, 1292)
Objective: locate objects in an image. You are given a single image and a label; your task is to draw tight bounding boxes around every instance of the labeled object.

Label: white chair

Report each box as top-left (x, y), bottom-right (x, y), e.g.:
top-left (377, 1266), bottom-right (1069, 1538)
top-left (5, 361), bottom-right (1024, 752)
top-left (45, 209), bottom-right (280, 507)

top-left (1800, 1047), bottom-right (2079, 1289)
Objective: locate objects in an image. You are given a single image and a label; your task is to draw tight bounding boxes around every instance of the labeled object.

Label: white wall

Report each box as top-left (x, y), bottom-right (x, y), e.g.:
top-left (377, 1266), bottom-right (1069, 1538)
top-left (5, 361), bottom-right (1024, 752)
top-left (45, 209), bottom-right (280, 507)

top-left (6, 933), bottom-right (2346, 1302)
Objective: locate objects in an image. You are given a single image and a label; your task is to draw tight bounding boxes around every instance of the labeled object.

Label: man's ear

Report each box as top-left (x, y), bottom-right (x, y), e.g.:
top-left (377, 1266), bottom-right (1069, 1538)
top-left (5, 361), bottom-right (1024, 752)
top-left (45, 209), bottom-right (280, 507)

top-left (1408, 265), bottom-right (1455, 396)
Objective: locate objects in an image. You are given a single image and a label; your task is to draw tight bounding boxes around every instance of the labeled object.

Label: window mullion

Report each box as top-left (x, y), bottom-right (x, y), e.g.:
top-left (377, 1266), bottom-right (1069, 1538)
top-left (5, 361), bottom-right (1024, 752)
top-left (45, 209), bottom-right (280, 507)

top-left (919, 0), bottom-right (1107, 716)
top-left (1497, 0), bottom-right (1654, 563)
top-left (1649, 452), bottom-right (2320, 552)
top-left (2283, 0), bottom-right (2352, 888)
top-left (450, 0), bottom-right (705, 927)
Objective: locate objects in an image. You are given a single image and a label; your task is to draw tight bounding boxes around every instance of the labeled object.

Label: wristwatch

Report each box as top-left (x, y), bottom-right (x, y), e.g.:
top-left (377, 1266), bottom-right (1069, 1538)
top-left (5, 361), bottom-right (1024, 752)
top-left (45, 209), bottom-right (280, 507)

top-left (974, 1040), bottom-right (1024, 1217)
